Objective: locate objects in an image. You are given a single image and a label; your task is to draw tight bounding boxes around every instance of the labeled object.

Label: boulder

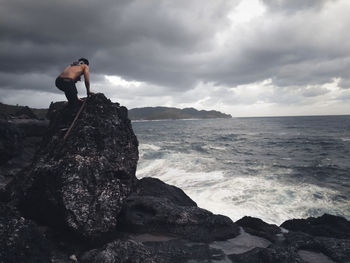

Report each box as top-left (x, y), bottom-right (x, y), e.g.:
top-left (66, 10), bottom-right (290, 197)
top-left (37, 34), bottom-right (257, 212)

top-left (119, 177), bottom-right (240, 242)
top-left (10, 94), bottom-right (139, 241)
top-left (281, 214), bottom-right (350, 239)
top-left (134, 177), bottom-right (197, 207)
top-left (236, 216), bottom-right (281, 242)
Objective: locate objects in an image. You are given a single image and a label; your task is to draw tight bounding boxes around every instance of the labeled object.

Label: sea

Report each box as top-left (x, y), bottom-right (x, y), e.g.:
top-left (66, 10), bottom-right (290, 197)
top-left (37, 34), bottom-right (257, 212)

top-left (132, 115), bottom-right (350, 225)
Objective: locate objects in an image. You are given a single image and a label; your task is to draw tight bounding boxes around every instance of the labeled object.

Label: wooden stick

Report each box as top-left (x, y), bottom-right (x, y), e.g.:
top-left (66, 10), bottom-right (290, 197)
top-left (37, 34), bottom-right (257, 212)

top-left (63, 99), bottom-right (87, 141)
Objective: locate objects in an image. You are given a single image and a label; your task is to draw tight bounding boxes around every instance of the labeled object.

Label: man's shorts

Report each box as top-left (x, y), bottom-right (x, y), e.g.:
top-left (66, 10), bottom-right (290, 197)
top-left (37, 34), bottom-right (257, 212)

top-left (55, 77), bottom-right (79, 105)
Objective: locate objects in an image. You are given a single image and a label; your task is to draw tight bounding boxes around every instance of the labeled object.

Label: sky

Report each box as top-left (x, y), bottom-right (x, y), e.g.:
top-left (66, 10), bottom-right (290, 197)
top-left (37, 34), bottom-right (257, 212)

top-left (0, 0), bottom-right (349, 117)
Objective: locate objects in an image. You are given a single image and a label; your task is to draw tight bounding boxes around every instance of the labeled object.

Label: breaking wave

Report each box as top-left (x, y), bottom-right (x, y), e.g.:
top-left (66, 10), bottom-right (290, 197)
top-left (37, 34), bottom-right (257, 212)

top-left (133, 116), bottom-right (350, 225)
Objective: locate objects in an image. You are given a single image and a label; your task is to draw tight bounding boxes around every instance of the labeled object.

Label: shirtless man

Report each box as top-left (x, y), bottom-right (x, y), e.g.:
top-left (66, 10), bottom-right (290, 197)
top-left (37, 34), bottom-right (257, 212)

top-left (55, 58), bottom-right (93, 106)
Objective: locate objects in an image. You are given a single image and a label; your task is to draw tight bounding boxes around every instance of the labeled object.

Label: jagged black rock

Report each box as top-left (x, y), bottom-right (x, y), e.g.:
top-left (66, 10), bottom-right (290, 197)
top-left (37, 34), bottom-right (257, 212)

top-left (9, 94), bottom-right (139, 241)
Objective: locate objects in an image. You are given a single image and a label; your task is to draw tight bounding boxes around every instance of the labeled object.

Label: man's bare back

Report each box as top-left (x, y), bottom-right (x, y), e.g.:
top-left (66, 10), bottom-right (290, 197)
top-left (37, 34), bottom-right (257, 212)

top-left (55, 58), bottom-right (93, 105)
top-left (59, 63), bottom-right (88, 81)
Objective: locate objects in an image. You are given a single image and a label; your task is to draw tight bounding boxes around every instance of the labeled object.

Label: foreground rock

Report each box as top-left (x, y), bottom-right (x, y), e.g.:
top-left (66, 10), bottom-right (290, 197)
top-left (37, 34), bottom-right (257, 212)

top-left (81, 237), bottom-right (228, 263)
top-left (9, 94), bottom-right (139, 240)
top-left (229, 215), bottom-right (350, 263)
top-left (0, 203), bottom-right (69, 263)
top-left (236, 216), bottom-right (281, 242)
top-left (119, 177), bottom-right (240, 242)
top-left (281, 213), bottom-right (350, 239)
top-left (81, 239), bottom-right (160, 263)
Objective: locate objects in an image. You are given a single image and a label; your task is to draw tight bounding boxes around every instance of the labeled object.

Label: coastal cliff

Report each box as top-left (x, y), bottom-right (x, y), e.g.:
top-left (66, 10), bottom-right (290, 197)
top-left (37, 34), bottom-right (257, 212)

top-left (0, 94), bottom-right (349, 263)
top-left (128, 107), bottom-right (232, 120)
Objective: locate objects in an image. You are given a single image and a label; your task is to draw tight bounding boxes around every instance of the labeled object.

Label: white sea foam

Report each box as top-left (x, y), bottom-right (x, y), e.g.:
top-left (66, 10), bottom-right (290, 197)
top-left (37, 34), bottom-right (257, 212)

top-left (137, 143), bottom-right (162, 159)
top-left (203, 144), bottom-right (227, 151)
top-left (137, 157), bottom-right (224, 188)
top-left (189, 175), bottom-right (350, 225)
top-left (139, 143), bottom-right (161, 151)
top-left (136, 156), bottom-right (350, 225)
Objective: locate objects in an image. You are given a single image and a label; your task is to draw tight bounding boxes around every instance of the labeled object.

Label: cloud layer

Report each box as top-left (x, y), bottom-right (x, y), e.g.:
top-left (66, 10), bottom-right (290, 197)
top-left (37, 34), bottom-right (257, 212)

top-left (0, 0), bottom-right (349, 116)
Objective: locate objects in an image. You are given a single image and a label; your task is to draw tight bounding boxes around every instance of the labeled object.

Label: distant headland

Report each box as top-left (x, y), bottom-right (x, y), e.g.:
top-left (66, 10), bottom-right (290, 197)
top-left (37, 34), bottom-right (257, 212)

top-left (128, 106), bottom-right (232, 120)
top-left (0, 102), bottom-right (232, 120)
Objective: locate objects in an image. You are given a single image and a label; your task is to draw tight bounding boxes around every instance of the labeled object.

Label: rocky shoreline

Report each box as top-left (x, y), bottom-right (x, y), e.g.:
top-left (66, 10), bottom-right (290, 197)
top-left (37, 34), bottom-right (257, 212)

top-left (0, 93), bottom-right (349, 263)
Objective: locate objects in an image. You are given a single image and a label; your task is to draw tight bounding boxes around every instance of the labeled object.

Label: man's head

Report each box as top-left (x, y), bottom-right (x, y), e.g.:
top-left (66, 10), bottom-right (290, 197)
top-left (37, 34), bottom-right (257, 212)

top-left (78, 58), bottom-right (89, 66)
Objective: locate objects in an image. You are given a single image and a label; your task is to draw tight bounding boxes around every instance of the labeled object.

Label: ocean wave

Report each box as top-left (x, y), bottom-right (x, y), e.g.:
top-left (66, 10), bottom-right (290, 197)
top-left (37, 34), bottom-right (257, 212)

top-left (139, 143), bottom-right (161, 151)
top-left (133, 117), bottom-right (350, 225)
top-left (137, 159), bottom-right (350, 225)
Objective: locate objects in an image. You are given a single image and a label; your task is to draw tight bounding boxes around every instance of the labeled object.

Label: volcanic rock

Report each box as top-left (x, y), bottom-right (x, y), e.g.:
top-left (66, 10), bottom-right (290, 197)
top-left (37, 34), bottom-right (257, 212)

top-left (81, 238), bottom-right (226, 263)
top-left (281, 214), bottom-right (350, 239)
top-left (81, 239), bottom-right (161, 263)
top-left (228, 247), bottom-right (304, 263)
top-left (9, 93), bottom-right (139, 241)
top-left (0, 203), bottom-right (52, 263)
top-left (236, 216), bottom-right (281, 242)
top-left (284, 231), bottom-right (350, 262)
top-left (118, 177), bottom-right (240, 242)
top-left (133, 177), bottom-right (197, 207)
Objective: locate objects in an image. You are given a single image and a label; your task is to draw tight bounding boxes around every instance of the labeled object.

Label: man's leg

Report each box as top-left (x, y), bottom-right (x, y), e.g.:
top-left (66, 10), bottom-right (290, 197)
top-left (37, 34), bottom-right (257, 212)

top-left (55, 78), bottom-right (81, 106)
top-left (65, 82), bottom-right (80, 106)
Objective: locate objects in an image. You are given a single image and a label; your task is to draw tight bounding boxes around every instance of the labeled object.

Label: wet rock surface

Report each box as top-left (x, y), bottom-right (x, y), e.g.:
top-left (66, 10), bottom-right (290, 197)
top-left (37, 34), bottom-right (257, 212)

top-left (210, 231), bottom-right (271, 255)
top-left (236, 216), bottom-right (281, 242)
top-left (1, 93), bottom-right (350, 262)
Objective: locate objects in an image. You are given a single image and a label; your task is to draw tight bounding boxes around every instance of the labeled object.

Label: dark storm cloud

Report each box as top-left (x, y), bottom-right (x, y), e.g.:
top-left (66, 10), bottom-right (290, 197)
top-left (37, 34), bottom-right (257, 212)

top-left (198, 0), bottom-right (350, 89)
top-left (0, 0), bottom-right (231, 90)
top-left (0, 0), bottom-right (349, 110)
top-left (0, 72), bottom-right (54, 91)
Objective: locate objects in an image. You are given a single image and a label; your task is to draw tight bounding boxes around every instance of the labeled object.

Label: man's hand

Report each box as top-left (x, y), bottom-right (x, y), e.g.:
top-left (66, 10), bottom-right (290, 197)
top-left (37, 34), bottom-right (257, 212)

top-left (87, 91), bottom-right (94, 97)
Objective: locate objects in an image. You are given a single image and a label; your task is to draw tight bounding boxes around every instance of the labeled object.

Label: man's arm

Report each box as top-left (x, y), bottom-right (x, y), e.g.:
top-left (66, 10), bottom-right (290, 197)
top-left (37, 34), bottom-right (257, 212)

top-left (83, 65), bottom-right (92, 96)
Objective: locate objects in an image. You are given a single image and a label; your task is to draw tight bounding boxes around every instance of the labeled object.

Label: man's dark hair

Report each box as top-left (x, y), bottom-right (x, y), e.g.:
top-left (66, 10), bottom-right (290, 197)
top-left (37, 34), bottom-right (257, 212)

top-left (78, 58), bottom-right (89, 66)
